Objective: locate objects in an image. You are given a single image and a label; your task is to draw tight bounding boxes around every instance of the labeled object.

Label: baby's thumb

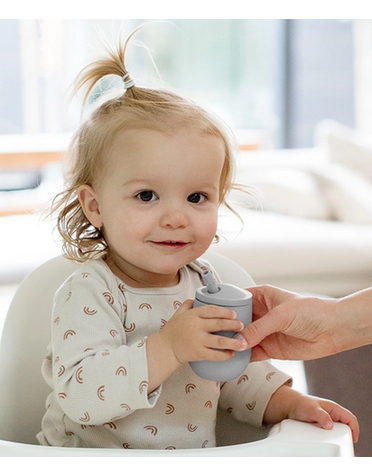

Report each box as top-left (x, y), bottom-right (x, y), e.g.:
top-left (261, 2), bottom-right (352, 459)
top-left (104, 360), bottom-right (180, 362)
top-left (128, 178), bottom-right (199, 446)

top-left (312, 408), bottom-right (334, 431)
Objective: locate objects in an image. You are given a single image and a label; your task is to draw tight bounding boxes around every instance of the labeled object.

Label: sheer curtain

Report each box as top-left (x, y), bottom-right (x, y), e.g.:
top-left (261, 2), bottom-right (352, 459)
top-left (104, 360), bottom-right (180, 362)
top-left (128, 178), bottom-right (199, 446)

top-left (354, 20), bottom-right (372, 134)
top-left (5, 19), bottom-right (280, 144)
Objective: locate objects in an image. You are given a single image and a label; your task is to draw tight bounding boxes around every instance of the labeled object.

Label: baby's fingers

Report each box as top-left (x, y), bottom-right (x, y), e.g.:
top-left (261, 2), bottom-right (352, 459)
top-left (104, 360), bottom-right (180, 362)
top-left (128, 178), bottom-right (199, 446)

top-left (206, 331), bottom-right (248, 353)
top-left (203, 314), bottom-right (245, 335)
top-left (324, 402), bottom-right (360, 443)
top-left (305, 399), bottom-right (360, 444)
top-left (197, 304), bottom-right (238, 321)
top-left (174, 301), bottom-right (237, 320)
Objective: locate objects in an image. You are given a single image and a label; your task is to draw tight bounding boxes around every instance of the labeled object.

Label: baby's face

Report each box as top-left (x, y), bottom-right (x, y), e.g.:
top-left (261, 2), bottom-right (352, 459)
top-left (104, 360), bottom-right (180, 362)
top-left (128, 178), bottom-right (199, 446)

top-left (79, 127), bottom-right (225, 287)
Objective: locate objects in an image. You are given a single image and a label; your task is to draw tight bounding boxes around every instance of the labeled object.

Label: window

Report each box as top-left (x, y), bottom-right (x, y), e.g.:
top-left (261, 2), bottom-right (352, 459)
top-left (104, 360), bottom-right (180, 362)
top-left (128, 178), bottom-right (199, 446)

top-left (283, 19), bottom-right (354, 148)
top-left (0, 19), bottom-right (280, 145)
top-left (0, 19), bottom-right (355, 148)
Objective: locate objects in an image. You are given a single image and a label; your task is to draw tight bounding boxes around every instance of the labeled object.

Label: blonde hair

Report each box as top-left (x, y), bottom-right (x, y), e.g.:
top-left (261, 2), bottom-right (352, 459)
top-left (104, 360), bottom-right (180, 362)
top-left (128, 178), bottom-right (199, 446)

top-left (52, 27), bottom-right (240, 262)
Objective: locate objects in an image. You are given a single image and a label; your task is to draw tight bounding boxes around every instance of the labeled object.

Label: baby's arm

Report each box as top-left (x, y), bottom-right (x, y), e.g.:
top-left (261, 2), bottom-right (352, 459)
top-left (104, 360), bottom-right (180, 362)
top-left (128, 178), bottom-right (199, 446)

top-left (51, 267), bottom-right (158, 425)
top-left (146, 299), bottom-right (248, 393)
top-left (263, 385), bottom-right (360, 443)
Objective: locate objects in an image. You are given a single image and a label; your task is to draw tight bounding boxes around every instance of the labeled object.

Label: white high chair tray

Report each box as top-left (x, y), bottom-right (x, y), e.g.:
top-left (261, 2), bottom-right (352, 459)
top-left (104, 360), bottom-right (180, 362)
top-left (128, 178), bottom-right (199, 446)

top-left (0, 420), bottom-right (353, 457)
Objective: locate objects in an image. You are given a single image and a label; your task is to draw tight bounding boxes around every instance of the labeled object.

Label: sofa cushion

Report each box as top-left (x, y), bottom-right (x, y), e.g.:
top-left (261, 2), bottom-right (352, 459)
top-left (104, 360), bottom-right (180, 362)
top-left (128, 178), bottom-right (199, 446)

top-left (236, 132), bottom-right (372, 225)
top-left (315, 119), bottom-right (372, 183)
top-left (311, 164), bottom-right (372, 224)
top-left (237, 167), bottom-right (330, 220)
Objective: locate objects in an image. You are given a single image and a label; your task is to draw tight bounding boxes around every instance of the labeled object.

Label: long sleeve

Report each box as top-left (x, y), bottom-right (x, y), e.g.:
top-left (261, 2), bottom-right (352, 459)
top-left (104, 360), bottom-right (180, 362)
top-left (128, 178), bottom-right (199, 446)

top-left (218, 361), bottom-right (292, 428)
top-left (48, 261), bottom-right (160, 425)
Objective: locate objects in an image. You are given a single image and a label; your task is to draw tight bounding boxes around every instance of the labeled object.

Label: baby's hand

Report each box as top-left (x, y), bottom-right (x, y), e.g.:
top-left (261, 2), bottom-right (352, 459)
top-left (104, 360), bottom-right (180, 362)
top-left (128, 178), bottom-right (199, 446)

top-left (161, 299), bottom-right (248, 364)
top-left (264, 385), bottom-right (359, 443)
top-left (281, 390), bottom-right (359, 443)
top-left (146, 299), bottom-right (249, 393)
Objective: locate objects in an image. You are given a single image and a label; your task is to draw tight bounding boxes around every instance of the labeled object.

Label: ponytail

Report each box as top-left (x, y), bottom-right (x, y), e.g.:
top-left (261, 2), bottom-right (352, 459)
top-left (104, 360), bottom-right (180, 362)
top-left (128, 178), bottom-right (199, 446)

top-left (71, 26), bottom-right (142, 106)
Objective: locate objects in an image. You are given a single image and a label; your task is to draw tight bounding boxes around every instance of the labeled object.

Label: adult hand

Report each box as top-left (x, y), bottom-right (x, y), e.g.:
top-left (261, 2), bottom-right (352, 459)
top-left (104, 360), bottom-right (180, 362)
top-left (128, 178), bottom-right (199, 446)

top-left (240, 285), bottom-right (370, 362)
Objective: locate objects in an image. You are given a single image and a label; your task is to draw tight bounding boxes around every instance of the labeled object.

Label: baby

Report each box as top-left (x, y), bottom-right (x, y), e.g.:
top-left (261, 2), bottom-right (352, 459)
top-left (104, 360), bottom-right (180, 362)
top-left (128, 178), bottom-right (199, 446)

top-left (37, 27), bottom-right (359, 449)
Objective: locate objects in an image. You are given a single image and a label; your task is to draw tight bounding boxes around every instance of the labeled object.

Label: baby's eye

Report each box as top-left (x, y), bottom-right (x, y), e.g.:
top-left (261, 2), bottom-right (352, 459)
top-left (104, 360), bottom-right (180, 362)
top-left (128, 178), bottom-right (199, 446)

top-left (137, 191), bottom-right (158, 202)
top-left (187, 193), bottom-right (207, 204)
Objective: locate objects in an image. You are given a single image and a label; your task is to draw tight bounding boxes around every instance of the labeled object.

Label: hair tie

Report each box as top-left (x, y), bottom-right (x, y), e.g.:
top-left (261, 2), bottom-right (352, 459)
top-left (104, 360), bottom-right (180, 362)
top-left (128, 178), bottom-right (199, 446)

top-left (122, 72), bottom-right (135, 90)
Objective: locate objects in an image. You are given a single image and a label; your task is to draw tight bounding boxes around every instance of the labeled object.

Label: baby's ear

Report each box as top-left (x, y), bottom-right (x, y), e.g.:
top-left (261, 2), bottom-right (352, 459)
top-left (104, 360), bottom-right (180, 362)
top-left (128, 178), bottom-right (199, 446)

top-left (78, 184), bottom-right (103, 228)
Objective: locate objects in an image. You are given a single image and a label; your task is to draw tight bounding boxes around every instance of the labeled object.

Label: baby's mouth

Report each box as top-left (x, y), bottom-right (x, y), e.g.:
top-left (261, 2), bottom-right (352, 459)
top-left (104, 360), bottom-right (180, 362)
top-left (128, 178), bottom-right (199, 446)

top-left (152, 240), bottom-right (187, 247)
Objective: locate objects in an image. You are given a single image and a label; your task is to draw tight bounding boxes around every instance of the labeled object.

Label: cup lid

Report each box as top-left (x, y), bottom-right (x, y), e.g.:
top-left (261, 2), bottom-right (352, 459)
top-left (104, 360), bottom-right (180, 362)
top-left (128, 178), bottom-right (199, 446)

top-left (195, 283), bottom-right (252, 306)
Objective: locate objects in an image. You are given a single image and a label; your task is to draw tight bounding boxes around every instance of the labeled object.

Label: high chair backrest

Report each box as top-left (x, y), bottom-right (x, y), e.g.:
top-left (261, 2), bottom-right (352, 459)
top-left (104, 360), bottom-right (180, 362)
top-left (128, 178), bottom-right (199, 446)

top-left (0, 251), bottom-right (255, 445)
top-left (0, 256), bottom-right (80, 444)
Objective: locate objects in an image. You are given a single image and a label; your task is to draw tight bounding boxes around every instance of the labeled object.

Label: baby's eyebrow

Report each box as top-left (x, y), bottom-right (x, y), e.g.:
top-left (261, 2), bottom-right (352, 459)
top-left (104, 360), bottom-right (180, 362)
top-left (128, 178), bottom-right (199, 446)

top-left (121, 178), bottom-right (155, 187)
top-left (121, 177), bottom-right (219, 194)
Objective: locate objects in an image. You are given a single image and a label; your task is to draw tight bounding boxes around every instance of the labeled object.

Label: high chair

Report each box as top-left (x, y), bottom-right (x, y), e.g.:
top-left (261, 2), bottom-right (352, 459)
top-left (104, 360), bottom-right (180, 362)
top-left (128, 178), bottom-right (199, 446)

top-left (0, 252), bottom-right (354, 456)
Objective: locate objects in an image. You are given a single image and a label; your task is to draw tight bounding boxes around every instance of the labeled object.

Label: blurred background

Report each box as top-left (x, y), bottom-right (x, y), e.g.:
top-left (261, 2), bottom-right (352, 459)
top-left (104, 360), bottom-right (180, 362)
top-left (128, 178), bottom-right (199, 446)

top-left (3, 18), bottom-right (372, 456)
top-left (0, 17), bottom-right (364, 326)
top-left (0, 19), bottom-right (358, 147)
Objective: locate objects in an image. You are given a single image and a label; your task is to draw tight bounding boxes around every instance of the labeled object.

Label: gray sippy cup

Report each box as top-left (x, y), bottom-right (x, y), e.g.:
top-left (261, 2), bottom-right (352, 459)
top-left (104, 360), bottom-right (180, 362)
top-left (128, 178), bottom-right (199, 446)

top-left (190, 270), bottom-right (252, 381)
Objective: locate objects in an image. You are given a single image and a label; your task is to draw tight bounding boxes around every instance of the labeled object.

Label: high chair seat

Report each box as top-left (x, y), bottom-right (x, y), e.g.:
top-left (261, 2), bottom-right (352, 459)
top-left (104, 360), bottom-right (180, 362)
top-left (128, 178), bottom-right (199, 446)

top-left (0, 251), bottom-right (354, 456)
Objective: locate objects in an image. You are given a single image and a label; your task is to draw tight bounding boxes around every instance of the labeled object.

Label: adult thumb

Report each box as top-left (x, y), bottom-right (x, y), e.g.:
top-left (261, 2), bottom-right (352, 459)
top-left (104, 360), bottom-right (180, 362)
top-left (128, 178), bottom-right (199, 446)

top-left (240, 313), bottom-right (279, 348)
top-left (240, 321), bottom-right (264, 347)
